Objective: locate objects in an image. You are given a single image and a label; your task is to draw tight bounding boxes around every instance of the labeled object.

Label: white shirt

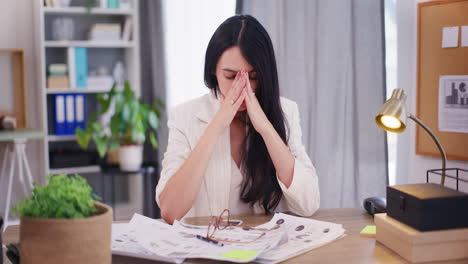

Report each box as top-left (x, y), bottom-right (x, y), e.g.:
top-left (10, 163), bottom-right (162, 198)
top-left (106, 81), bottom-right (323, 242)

top-left (156, 92), bottom-right (320, 218)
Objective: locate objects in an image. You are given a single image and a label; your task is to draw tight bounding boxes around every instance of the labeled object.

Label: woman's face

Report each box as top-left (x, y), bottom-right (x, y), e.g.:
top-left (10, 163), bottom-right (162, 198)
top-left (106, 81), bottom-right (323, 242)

top-left (215, 46), bottom-right (258, 111)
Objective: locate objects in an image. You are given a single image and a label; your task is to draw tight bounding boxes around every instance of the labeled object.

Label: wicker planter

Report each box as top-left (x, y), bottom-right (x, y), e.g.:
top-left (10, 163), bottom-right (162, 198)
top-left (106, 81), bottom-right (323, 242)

top-left (19, 201), bottom-right (112, 264)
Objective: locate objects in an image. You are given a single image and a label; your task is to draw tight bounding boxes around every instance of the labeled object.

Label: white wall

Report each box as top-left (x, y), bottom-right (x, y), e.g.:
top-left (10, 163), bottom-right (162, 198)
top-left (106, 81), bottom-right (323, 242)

top-left (0, 0), bottom-right (43, 218)
top-left (396, 0), bottom-right (468, 191)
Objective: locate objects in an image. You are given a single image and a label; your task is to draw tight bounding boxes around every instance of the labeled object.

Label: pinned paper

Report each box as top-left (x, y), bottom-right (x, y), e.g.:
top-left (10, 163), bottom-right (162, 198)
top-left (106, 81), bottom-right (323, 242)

top-left (461, 26), bottom-right (468, 47)
top-left (442, 26), bottom-right (459, 48)
top-left (360, 225), bottom-right (376, 236)
top-left (221, 250), bottom-right (260, 260)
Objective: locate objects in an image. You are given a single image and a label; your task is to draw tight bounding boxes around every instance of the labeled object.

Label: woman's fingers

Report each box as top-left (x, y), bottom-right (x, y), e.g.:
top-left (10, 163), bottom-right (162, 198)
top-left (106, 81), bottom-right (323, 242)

top-left (233, 88), bottom-right (247, 111)
top-left (225, 72), bottom-right (241, 98)
top-left (226, 71), bottom-right (246, 101)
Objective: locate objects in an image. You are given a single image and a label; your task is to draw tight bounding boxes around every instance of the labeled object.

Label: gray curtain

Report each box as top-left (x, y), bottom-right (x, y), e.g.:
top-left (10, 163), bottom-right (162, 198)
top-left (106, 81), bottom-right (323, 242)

top-left (241, 0), bottom-right (388, 208)
top-left (140, 0), bottom-right (167, 216)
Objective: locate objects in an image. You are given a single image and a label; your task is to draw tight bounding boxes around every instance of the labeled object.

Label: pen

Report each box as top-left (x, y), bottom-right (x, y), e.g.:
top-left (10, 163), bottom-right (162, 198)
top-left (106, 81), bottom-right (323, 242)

top-left (196, 235), bottom-right (224, 247)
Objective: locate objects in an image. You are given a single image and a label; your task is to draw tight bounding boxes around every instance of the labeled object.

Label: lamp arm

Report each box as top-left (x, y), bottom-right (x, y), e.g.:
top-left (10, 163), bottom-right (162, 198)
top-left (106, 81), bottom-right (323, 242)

top-left (408, 113), bottom-right (447, 185)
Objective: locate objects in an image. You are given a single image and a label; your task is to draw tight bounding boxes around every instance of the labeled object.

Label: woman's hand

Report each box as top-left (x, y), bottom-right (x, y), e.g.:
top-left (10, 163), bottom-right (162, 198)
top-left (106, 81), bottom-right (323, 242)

top-left (243, 71), bottom-right (273, 135)
top-left (210, 71), bottom-right (248, 135)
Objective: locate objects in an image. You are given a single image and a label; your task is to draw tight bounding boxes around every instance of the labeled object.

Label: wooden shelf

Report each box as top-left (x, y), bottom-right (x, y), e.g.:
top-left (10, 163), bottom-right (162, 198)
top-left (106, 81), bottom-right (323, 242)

top-left (47, 135), bottom-right (76, 141)
top-left (45, 41), bottom-right (134, 48)
top-left (48, 165), bottom-right (101, 175)
top-left (43, 7), bottom-right (133, 15)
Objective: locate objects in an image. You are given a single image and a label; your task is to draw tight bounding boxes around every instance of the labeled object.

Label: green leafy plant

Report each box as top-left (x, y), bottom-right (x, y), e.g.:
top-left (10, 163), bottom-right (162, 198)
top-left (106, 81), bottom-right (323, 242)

top-left (11, 174), bottom-right (101, 219)
top-left (76, 81), bottom-right (164, 158)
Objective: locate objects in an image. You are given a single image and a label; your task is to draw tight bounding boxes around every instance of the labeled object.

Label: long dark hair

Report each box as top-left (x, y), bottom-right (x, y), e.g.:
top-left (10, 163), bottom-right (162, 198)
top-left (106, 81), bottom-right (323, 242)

top-left (204, 15), bottom-right (288, 213)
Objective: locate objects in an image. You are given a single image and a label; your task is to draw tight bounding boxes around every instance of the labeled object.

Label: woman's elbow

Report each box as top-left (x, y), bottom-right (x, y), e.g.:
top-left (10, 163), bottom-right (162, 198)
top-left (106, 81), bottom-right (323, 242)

top-left (159, 195), bottom-right (183, 224)
top-left (160, 208), bottom-right (179, 225)
top-left (296, 194), bottom-right (320, 217)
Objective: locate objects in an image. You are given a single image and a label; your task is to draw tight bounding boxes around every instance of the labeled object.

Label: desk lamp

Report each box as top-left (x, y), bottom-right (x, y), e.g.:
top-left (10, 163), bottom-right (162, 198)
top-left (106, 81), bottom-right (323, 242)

top-left (375, 88), bottom-right (468, 231)
top-left (375, 88), bottom-right (447, 184)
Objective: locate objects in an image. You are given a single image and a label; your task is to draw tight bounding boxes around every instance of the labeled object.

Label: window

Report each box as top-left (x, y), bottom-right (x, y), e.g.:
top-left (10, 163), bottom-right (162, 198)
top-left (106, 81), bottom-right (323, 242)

top-left (162, 0), bottom-right (236, 109)
top-left (384, 0), bottom-right (397, 185)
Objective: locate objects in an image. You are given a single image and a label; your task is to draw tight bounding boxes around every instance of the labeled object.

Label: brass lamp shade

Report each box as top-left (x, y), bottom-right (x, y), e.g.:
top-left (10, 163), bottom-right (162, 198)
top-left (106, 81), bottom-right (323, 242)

top-left (375, 88), bottom-right (408, 133)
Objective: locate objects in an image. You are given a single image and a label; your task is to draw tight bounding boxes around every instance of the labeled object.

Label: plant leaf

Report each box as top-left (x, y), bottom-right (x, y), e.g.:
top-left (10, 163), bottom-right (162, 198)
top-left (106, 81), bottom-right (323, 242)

top-left (93, 134), bottom-right (108, 158)
top-left (148, 111), bottom-right (159, 130)
top-left (149, 132), bottom-right (158, 149)
top-left (76, 128), bottom-right (91, 149)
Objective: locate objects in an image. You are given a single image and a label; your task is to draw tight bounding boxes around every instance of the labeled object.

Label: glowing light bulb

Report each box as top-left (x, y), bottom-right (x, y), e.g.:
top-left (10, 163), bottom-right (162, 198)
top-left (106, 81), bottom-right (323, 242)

top-left (380, 115), bottom-right (401, 129)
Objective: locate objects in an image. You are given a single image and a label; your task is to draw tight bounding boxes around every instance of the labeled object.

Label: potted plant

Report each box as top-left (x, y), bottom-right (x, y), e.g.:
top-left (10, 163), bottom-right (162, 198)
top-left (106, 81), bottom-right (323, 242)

top-left (76, 81), bottom-right (163, 171)
top-left (11, 174), bottom-right (112, 264)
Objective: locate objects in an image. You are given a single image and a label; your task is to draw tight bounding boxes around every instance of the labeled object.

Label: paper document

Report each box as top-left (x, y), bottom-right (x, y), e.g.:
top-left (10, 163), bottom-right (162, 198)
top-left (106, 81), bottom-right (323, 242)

top-left (439, 75), bottom-right (468, 133)
top-left (111, 213), bottom-right (345, 263)
top-left (112, 222), bottom-right (184, 263)
top-left (442, 26), bottom-right (459, 48)
top-left (256, 213), bottom-right (346, 264)
top-left (130, 213), bottom-right (285, 263)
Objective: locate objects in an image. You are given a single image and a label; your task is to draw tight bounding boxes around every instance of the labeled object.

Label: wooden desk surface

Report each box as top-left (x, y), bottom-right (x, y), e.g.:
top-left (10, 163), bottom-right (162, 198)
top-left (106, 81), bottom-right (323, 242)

top-left (3, 208), bottom-right (467, 264)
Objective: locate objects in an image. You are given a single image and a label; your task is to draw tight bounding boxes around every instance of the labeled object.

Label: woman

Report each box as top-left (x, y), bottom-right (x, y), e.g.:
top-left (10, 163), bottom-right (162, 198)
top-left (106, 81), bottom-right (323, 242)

top-left (156, 15), bottom-right (320, 224)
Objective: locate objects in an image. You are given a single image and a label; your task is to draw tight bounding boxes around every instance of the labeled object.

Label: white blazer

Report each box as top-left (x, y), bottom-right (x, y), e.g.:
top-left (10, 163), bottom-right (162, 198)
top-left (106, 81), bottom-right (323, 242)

top-left (156, 92), bottom-right (320, 218)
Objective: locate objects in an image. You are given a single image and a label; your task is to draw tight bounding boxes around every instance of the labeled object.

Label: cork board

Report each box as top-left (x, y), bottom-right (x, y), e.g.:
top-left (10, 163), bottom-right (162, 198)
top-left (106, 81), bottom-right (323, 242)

top-left (0, 49), bottom-right (27, 128)
top-left (417, 0), bottom-right (468, 161)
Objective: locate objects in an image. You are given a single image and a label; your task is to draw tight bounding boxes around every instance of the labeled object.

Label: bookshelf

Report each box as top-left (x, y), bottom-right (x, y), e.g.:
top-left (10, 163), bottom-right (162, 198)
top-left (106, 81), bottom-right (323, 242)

top-left (34, 0), bottom-right (141, 176)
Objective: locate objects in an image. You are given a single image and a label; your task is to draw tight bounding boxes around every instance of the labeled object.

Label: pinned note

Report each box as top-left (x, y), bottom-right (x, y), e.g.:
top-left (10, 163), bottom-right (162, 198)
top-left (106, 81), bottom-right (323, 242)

top-left (442, 26), bottom-right (459, 48)
top-left (221, 250), bottom-right (260, 260)
top-left (360, 225), bottom-right (376, 237)
top-left (461, 26), bottom-right (468, 47)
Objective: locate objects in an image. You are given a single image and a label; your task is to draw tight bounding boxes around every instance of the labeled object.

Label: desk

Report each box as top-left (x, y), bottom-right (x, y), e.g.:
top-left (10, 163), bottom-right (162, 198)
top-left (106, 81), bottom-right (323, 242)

top-left (3, 208), bottom-right (467, 263)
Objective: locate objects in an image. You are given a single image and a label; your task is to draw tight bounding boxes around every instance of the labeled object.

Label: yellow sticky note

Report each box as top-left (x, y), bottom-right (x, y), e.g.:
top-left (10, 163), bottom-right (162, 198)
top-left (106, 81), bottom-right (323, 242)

top-left (360, 225), bottom-right (376, 236)
top-left (221, 250), bottom-right (260, 260)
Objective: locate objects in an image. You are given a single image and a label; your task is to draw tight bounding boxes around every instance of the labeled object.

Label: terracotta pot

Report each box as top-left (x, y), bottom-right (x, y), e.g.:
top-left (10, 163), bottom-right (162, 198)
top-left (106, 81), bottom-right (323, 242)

top-left (19, 201), bottom-right (112, 264)
top-left (106, 148), bottom-right (120, 165)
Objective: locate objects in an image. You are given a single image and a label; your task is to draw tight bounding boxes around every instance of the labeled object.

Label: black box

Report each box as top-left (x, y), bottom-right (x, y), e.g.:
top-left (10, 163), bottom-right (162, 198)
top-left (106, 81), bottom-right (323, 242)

top-left (387, 183), bottom-right (468, 231)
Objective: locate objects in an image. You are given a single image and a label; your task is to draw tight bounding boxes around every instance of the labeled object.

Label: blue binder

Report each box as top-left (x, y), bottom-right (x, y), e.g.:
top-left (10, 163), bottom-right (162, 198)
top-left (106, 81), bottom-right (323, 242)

top-left (54, 94), bottom-right (67, 135)
top-left (74, 94), bottom-right (86, 130)
top-left (75, 47), bottom-right (88, 88)
top-left (65, 94), bottom-right (75, 135)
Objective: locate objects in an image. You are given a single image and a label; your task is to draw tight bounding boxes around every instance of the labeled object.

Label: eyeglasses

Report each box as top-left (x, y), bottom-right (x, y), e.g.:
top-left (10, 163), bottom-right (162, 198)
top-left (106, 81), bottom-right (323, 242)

top-left (205, 209), bottom-right (281, 244)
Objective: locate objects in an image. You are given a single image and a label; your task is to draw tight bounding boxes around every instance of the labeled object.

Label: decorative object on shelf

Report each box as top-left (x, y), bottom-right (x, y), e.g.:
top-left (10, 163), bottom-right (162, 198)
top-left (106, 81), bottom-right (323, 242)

top-left (0, 115), bottom-right (16, 130)
top-left (107, 0), bottom-right (119, 9)
top-left (88, 66), bottom-right (114, 89)
top-left (113, 60), bottom-right (126, 89)
top-left (76, 81), bottom-right (164, 171)
top-left (119, 0), bottom-right (131, 10)
top-left (52, 17), bottom-right (74, 41)
top-left (11, 174), bottom-right (112, 264)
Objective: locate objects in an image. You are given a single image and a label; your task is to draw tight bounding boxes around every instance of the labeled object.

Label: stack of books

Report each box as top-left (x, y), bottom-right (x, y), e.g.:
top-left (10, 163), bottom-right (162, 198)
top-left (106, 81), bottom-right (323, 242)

top-left (89, 23), bottom-right (122, 41)
top-left (48, 64), bottom-right (69, 89)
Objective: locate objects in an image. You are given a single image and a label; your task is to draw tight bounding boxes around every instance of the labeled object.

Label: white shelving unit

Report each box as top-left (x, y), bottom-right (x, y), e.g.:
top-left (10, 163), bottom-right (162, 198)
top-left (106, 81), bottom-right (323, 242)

top-left (43, 6), bottom-right (134, 15)
top-left (44, 40), bottom-right (134, 48)
top-left (34, 0), bottom-right (141, 176)
top-left (46, 87), bottom-right (114, 94)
